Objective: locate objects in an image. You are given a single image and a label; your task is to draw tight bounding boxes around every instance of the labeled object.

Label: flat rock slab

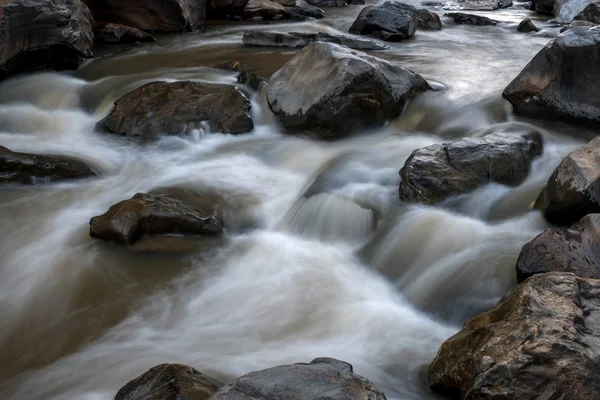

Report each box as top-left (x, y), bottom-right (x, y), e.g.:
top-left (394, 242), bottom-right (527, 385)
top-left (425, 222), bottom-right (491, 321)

top-left (429, 272), bottom-right (600, 400)
top-left (210, 358), bottom-right (387, 400)
top-left (0, 145), bottom-right (95, 184)
top-left (445, 12), bottom-right (500, 25)
top-left (99, 81), bottom-right (253, 138)
top-left (242, 30), bottom-right (390, 50)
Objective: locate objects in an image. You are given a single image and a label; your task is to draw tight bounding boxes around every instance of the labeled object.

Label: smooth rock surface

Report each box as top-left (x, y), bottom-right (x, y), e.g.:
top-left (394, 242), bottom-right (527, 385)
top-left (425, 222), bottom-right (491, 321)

top-left (503, 26), bottom-right (600, 128)
top-left (210, 358), bottom-right (387, 400)
top-left (242, 30), bottom-right (390, 50)
top-left (95, 23), bottom-right (155, 44)
top-left (561, 19), bottom-right (597, 31)
top-left (445, 12), bottom-right (499, 25)
top-left (399, 131), bottom-right (543, 204)
top-left (517, 18), bottom-right (540, 32)
top-left (429, 272), bottom-right (600, 400)
top-left (417, 9), bottom-right (443, 30)
top-left (266, 42), bottom-right (430, 139)
top-left (99, 81), bottom-right (253, 138)
top-left (535, 136), bottom-right (600, 225)
top-left (516, 214), bottom-right (600, 282)
top-left (349, 1), bottom-right (419, 41)
top-left (0, 0), bottom-right (93, 79)
top-left (115, 363), bottom-right (224, 400)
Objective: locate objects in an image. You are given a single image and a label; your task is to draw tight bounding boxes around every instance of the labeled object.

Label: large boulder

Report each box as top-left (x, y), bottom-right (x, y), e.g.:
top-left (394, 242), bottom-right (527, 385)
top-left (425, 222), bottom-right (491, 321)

top-left (0, 0), bottom-right (93, 79)
top-left (429, 272), bottom-right (600, 400)
top-left (561, 19), bottom-right (597, 32)
top-left (445, 12), bottom-right (499, 25)
top-left (99, 81), bottom-right (253, 138)
top-left (242, 30), bottom-right (390, 50)
top-left (210, 358), bottom-right (387, 400)
top-left (0, 145), bottom-right (95, 184)
top-left (83, 0), bottom-right (205, 31)
top-left (349, 1), bottom-right (419, 42)
top-left (553, 0), bottom-right (597, 23)
top-left (575, 1), bottom-right (600, 23)
top-left (266, 42), bottom-right (430, 140)
top-left (115, 363), bottom-right (224, 400)
top-left (95, 23), bottom-right (155, 44)
top-left (534, 136), bottom-right (600, 226)
top-left (503, 26), bottom-right (600, 128)
top-left (399, 131), bottom-right (543, 204)
top-left (417, 9), bottom-right (442, 30)
top-left (89, 189), bottom-right (223, 246)
top-left (516, 214), bottom-right (600, 282)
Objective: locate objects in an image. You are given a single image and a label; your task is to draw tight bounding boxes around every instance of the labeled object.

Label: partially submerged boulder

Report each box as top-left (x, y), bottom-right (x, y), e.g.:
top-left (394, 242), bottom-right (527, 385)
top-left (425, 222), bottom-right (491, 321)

top-left (516, 214), bottom-right (600, 282)
top-left (503, 26), bottom-right (600, 128)
top-left (115, 363), bottom-right (224, 400)
top-left (575, 1), bottom-right (600, 24)
top-left (517, 18), bottom-right (540, 32)
top-left (429, 272), bottom-right (600, 400)
top-left (95, 23), bottom-right (155, 44)
top-left (266, 42), bottom-right (430, 139)
top-left (0, 0), bottom-right (93, 79)
top-left (0, 145), bottom-right (95, 184)
top-left (534, 136), bottom-right (600, 226)
top-left (417, 9), bottom-right (443, 30)
top-left (399, 131), bottom-right (543, 204)
top-left (445, 12), bottom-right (499, 25)
top-left (210, 358), bottom-right (387, 400)
top-left (242, 30), bottom-right (390, 50)
top-left (99, 81), bottom-right (253, 138)
top-left (349, 1), bottom-right (419, 41)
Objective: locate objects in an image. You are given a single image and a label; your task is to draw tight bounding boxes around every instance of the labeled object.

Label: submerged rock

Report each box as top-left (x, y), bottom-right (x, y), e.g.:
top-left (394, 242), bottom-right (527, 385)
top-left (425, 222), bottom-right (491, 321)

top-left (95, 23), bottom-right (155, 44)
top-left (445, 12), bottom-right (499, 25)
top-left (516, 214), bottom-right (600, 282)
top-left (242, 30), bottom-right (390, 50)
top-left (84, 0), bottom-right (206, 31)
top-left (429, 272), bottom-right (600, 400)
top-left (503, 26), bottom-right (600, 128)
top-left (0, 145), bottom-right (95, 184)
top-left (115, 363), bottom-right (224, 400)
top-left (99, 81), bottom-right (253, 138)
top-left (417, 9), bottom-right (443, 30)
top-left (399, 131), bottom-right (543, 204)
top-left (575, 1), bottom-right (600, 23)
top-left (517, 18), bottom-right (540, 32)
top-left (0, 0), bottom-right (93, 79)
top-left (534, 136), bottom-right (600, 226)
top-left (266, 42), bottom-right (430, 140)
top-left (210, 358), bottom-right (387, 400)
top-left (349, 1), bottom-right (419, 41)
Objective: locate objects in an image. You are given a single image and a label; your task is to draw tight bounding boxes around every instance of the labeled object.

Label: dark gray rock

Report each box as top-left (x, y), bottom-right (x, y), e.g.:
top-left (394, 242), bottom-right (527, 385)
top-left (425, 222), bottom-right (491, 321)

top-left (531, 0), bottom-right (555, 14)
top-left (242, 30), bottom-right (390, 50)
top-left (417, 9), bottom-right (443, 30)
top-left (535, 136), bottom-right (600, 226)
top-left (399, 131), bottom-right (543, 204)
top-left (209, 358), bottom-right (387, 400)
top-left (517, 18), bottom-right (540, 32)
top-left (503, 27), bottom-right (600, 128)
top-left (575, 1), bottom-right (600, 23)
top-left (237, 71), bottom-right (265, 91)
top-left (115, 363), bottom-right (224, 400)
top-left (445, 12), bottom-right (500, 25)
top-left (349, 1), bottom-right (419, 41)
top-left (95, 23), bottom-right (155, 44)
top-left (99, 81), bottom-right (253, 138)
top-left (207, 0), bottom-right (249, 18)
top-left (561, 19), bottom-right (597, 32)
top-left (429, 272), bottom-right (600, 400)
top-left (266, 42), bottom-right (430, 140)
top-left (306, 0), bottom-right (347, 6)
top-left (284, 6), bottom-right (325, 18)
top-left (0, 0), bottom-right (93, 79)
top-left (516, 214), bottom-right (600, 282)
top-left (0, 145), bottom-right (95, 184)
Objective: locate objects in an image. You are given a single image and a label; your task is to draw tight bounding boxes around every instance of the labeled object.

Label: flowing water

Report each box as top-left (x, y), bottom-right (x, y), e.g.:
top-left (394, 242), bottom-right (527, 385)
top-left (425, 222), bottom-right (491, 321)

top-left (0, 2), bottom-right (597, 399)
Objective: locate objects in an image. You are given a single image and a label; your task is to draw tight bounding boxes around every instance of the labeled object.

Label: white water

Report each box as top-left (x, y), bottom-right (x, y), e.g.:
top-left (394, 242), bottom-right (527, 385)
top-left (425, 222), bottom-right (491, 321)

top-left (0, 2), bottom-right (595, 400)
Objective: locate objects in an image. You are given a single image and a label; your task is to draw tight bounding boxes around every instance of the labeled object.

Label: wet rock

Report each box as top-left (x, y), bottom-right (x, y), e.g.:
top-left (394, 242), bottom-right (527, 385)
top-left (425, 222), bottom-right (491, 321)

top-left (241, 0), bottom-right (289, 19)
top-left (424, 0), bottom-right (511, 11)
top-left (207, 0), bottom-right (250, 16)
top-left (89, 190), bottom-right (223, 245)
top-left (210, 358), bottom-right (387, 400)
top-left (417, 9), bottom-right (443, 30)
top-left (213, 60), bottom-right (247, 71)
top-left (115, 363), bottom-right (224, 400)
top-left (266, 42), bottom-right (430, 140)
top-left (531, 0), bottom-right (555, 14)
top-left (429, 272), bottom-right (600, 400)
top-left (0, 0), bottom-right (93, 79)
top-left (0, 145), bottom-right (95, 184)
top-left (517, 18), bottom-right (540, 32)
top-left (553, 0), bottom-right (597, 23)
top-left (575, 1), bottom-right (600, 23)
top-left (399, 131), bottom-right (543, 204)
top-left (95, 23), bottom-right (155, 44)
top-left (83, 0), bottom-right (205, 31)
top-left (284, 6), bottom-right (325, 18)
top-left (349, 1), bottom-right (419, 41)
top-left (237, 71), bottom-right (265, 91)
top-left (516, 214), bottom-right (600, 282)
top-left (99, 81), bottom-right (253, 138)
top-left (445, 12), bottom-right (499, 25)
top-left (560, 19), bottom-right (597, 32)
top-left (242, 30), bottom-right (390, 50)
top-left (503, 26), bottom-right (600, 128)
top-left (534, 136), bottom-right (600, 226)
top-left (306, 0), bottom-right (346, 6)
